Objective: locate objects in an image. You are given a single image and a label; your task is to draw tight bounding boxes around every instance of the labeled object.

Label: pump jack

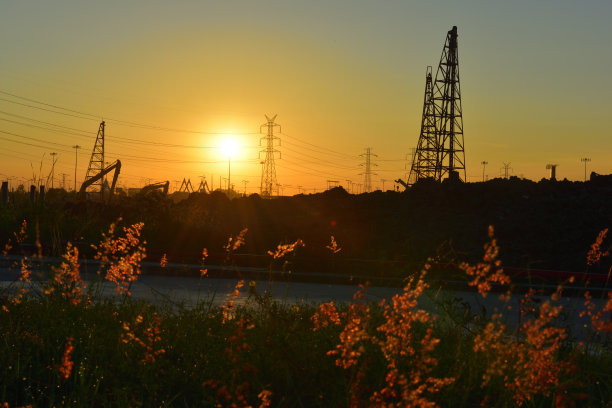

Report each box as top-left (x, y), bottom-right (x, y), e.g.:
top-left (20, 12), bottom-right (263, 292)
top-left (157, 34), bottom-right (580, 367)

top-left (79, 160), bottom-right (121, 201)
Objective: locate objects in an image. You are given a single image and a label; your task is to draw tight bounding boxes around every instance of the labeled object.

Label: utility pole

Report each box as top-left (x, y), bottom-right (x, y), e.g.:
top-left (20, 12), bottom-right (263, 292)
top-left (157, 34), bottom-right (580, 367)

top-left (259, 115), bottom-right (281, 197)
top-left (242, 180), bottom-right (248, 196)
top-left (481, 161), bottom-right (488, 182)
top-left (49, 152), bottom-right (57, 188)
top-left (381, 179), bottom-right (387, 191)
top-left (359, 148), bottom-right (377, 193)
top-left (72, 145), bottom-right (81, 192)
top-left (580, 157), bottom-right (591, 181)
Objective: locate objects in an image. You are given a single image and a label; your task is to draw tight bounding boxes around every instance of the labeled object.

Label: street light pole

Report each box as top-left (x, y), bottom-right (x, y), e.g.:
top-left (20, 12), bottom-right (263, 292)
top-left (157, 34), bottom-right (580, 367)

top-left (580, 157), bottom-right (591, 182)
top-left (481, 161), bottom-right (488, 182)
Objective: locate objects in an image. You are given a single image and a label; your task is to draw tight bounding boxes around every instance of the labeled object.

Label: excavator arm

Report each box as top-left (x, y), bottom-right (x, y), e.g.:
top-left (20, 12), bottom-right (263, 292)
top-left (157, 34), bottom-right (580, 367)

top-left (79, 160), bottom-right (121, 200)
top-left (141, 181), bottom-right (170, 195)
top-left (395, 178), bottom-right (409, 190)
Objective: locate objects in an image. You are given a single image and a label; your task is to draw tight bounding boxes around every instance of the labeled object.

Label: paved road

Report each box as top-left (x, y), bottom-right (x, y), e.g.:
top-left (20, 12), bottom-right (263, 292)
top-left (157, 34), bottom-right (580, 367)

top-left (1, 256), bottom-right (609, 341)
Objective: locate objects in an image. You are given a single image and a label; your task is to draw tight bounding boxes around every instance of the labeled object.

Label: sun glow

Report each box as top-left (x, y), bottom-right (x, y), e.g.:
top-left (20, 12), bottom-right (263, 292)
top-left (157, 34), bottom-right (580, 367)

top-left (219, 138), bottom-right (239, 158)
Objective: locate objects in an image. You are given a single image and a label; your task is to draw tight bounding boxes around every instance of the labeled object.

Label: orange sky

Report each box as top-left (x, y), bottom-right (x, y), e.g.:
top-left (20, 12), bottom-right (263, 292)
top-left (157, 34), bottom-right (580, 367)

top-left (1, 1), bottom-right (611, 194)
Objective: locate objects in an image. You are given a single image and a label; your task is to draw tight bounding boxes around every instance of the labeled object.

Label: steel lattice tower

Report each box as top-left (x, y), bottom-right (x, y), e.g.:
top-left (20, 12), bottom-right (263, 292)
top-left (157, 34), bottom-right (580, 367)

top-left (432, 26), bottom-right (465, 182)
top-left (259, 115), bottom-right (281, 197)
top-left (84, 121), bottom-right (105, 199)
top-left (409, 66), bottom-right (438, 183)
top-left (360, 147), bottom-right (377, 193)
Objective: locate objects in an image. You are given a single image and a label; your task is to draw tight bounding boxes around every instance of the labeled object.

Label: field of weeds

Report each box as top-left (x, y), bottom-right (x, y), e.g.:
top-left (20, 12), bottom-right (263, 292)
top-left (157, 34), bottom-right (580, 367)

top-left (1, 220), bottom-right (611, 407)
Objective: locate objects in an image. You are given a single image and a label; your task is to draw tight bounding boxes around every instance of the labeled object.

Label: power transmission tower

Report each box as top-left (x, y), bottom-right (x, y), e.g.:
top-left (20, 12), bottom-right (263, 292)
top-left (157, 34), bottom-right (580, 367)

top-left (359, 148), bottom-right (377, 193)
top-left (84, 121), bottom-right (105, 199)
top-left (501, 162), bottom-right (512, 179)
top-left (259, 115), bottom-right (281, 197)
top-left (409, 66), bottom-right (438, 183)
top-left (433, 26), bottom-right (466, 182)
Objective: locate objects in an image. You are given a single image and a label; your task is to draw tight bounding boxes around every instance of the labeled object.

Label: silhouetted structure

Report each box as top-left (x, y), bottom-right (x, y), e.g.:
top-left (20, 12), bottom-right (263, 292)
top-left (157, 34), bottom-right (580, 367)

top-left (178, 178), bottom-right (194, 193)
top-left (260, 115), bottom-right (281, 197)
top-left (84, 122), bottom-right (105, 199)
top-left (360, 148), bottom-right (377, 193)
top-left (409, 66), bottom-right (437, 183)
top-left (402, 26), bottom-right (466, 187)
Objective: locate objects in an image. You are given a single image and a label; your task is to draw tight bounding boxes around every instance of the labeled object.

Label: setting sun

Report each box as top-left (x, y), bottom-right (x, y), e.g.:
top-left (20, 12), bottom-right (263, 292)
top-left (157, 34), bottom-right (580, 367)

top-left (219, 138), bottom-right (239, 158)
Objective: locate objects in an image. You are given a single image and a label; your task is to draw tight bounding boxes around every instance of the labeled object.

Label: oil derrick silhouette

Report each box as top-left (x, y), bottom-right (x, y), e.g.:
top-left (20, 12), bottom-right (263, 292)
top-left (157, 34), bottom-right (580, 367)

top-left (407, 26), bottom-right (466, 185)
top-left (359, 147), bottom-right (377, 193)
top-left (408, 66), bottom-right (437, 183)
top-left (84, 121), bottom-right (105, 199)
top-left (259, 115), bottom-right (281, 197)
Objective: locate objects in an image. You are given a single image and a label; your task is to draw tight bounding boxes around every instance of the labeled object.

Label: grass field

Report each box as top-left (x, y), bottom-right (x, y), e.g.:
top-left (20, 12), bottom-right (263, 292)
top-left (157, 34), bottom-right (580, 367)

top-left (1, 221), bottom-right (611, 407)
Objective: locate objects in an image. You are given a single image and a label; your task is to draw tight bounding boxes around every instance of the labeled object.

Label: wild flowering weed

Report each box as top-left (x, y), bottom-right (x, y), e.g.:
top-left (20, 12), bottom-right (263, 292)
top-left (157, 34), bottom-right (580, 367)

top-left (267, 239), bottom-right (305, 260)
top-left (121, 313), bottom-right (165, 364)
top-left (92, 220), bottom-right (146, 295)
top-left (326, 236), bottom-right (341, 254)
top-left (224, 228), bottom-right (248, 254)
top-left (45, 243), bottom-right (87, 305)
top-left (203, 314), bottom-right (269, 407)
top-left (467, 233), bottom-right (571, 406)
top-left (586, 228), bottom-right (609, 266)
top-left (327, 284), bottom-right (371, 370)
top-left (200, 248), bottom-right (209, 277)
top-left (323, 278), bottom-right (454, 407)
top-left (221, 280), bottom-right (245, 323)
top-left (4, 221), bottom-right (32, 306)
top-left (581, 291), bottom-right (612, 334)
top-left (369, 274), bottom-right (454, 407)
top-left (311, 301), bottom-right (342, 330)
top-left (459, 226), bottom-right (510, 297)
top-left (57, 337), bottom-right (74, 380)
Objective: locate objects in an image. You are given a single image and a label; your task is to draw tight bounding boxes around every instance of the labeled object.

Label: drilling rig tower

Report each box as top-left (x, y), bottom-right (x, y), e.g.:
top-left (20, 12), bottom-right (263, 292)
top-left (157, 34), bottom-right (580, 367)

top-left (404, 26), bottom-right (466, 186)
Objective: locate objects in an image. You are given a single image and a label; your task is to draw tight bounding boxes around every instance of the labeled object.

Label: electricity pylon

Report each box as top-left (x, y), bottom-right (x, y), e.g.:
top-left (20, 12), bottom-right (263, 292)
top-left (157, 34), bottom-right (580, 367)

top-left (409, 66), bottom-right (438, 183)
top-left (84, 121), bottom-right (105, 199)
top-left (432, 26), bottom-right (466, 182)
top-left (359, 147), bottom-right (377, 193)
top-left (259, 115), bottom-right (281, 197)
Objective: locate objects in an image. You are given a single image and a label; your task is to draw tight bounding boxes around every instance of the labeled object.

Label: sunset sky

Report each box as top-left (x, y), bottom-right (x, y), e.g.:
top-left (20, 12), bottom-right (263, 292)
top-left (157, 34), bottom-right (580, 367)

top-left (1, 1), bottom-right (610, 194)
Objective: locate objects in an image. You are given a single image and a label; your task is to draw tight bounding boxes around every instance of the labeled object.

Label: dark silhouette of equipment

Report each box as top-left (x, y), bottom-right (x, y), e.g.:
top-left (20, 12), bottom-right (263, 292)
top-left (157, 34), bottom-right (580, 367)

top-left (84, 121), bottom-right (106, 199)
top-left (196, 178), bottom-right (211, 193)
top-left (140, 181), bottom-right (169, 195)
top-left (79, 160), bottom-right (121, 201)
top-left (402, 26), bottom-right (466, 187)
top-left (260, 115), bottom-right (281, 197)
top-left (178, 178), bottom-right (194, 193)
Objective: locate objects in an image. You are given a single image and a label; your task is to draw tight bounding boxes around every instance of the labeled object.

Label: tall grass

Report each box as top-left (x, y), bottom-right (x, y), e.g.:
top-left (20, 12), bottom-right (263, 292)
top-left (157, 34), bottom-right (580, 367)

top-left (1, 221), bottom-right (611, 407)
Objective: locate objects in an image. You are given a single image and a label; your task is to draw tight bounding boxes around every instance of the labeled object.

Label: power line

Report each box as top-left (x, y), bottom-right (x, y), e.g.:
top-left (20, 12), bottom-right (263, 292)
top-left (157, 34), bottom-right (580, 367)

top-left (0, 90), bottom-right (259, 135)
